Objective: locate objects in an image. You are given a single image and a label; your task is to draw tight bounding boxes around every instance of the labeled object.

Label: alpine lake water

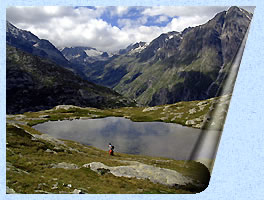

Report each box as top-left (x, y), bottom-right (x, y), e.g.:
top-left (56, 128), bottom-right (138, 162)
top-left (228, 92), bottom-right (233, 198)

top-left (33, 117), bottom-right (220, 160)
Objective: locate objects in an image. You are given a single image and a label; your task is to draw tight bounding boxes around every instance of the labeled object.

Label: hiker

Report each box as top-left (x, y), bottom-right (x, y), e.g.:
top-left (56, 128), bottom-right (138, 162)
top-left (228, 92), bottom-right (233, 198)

top-left (108, 143), bottom-right (114, 156)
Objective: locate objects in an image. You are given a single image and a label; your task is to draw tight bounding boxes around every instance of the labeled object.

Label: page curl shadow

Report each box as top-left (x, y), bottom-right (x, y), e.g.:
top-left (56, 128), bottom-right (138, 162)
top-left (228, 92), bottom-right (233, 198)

top-left (188, 16), bottom-right (253, 177)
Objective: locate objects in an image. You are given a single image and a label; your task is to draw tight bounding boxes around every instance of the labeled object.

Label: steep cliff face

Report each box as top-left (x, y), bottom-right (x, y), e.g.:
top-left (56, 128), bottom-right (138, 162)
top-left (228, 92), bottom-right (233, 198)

top-left (6, 45), bottom-right (135, 114)
top-left (6, 7), bottom-right (252, 109)
top-left (82, 7), bottom-right (252, 106)
top-left (6, 21), bottom-right (89, 80)
top-left (6, 22), bottom-right (70, 67)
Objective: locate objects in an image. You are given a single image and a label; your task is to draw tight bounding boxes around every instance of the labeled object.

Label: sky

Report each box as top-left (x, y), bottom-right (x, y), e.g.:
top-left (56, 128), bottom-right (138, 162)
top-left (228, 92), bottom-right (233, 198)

top-left (6, 6), bottom-right (255, 52)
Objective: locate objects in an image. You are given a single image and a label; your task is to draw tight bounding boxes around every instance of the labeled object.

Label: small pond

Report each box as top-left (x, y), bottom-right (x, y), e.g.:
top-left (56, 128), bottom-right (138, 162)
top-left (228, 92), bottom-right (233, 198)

top-left (33, 117), bottom-right (220, 160)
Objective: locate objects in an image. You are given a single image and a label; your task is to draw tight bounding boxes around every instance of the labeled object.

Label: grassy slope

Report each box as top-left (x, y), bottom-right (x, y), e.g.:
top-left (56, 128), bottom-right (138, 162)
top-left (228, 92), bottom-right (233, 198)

top-left (7, 123), bottom-right (209, 194)
top-left (107, 49), bottom-right (222, 106)
top-left (7, 45), bottom-right (136, 114)
top-left (6, 96), bottom-right (231, 194)
top-left (8, 94), bottom-right (230, 130)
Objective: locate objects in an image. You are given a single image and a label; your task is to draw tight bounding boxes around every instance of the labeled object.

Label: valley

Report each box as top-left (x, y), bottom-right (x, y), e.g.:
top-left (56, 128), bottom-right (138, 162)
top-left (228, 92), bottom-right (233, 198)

top-left (61, 6), bottom-right (252, 106)
top-left (5, 6), bottom-right (253, 194)
top-left (7, 97), bottom-right (224, 194)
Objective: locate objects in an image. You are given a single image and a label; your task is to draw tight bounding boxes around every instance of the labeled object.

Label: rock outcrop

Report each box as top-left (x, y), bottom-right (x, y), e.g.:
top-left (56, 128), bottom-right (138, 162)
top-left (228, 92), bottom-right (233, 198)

top-left (83, 161), bottom-right (193, 186)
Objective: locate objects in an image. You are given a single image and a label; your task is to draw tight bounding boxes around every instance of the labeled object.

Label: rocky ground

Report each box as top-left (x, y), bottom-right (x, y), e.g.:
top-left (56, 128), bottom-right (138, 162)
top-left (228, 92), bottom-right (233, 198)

top-left (6, 95), bottom-right (231, 193)
top-left (7, 94), bottom-right (231, 130)
top-left (6, 122), bottom-right (210, 194)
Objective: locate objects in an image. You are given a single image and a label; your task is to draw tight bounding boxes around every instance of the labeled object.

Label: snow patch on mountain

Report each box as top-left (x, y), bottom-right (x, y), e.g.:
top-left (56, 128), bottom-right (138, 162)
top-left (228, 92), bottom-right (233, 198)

top-left (128, 42), bottom-right (149, 55)
top-left (84, 49), bottom-right (103, 57)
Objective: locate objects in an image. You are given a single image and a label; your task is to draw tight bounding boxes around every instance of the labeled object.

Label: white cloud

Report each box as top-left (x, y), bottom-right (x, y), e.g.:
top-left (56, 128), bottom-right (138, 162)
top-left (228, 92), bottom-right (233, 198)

top-left (43, 6), bottom-right (60, 15)
top-left (117, 15), bottom-right (148, 28)
top-left (156, 15), bottom-right (169, 23)
top-left (6, 6), bottom-right (243, 52)
top-left (142, 6), bottom-right (228, 18)
top-left (166, 15), bottom-right (210, 32)
top-left (115, 6), bottom-right (129, 16)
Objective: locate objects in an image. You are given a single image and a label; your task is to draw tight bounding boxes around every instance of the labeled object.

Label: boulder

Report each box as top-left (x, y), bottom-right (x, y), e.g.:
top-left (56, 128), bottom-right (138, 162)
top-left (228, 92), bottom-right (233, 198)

top-left (83, 161), bottom-right (193, 186)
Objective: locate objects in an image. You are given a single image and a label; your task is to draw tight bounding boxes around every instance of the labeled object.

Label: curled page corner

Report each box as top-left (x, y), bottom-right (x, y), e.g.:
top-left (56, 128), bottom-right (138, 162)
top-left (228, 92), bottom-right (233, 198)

top-left (189, 19), bottom-right (253, 174)
top-left (5, 6), bottom-right (255, 194)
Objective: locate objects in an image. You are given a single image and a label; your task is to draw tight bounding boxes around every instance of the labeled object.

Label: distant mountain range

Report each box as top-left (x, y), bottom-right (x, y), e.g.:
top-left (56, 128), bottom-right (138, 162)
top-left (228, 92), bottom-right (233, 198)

top-left (6, 21), bottom-right (71, 69)
top-left (61, 46), bottom-right (111, 65)
top-left (77, 6), bottom-right (252, 106)
top-left (6, 6), bottom-right (252, 113)
top-left (6, 45), bottom-right (135, 114)
top-left (6, 21), bottom-right (87, 79)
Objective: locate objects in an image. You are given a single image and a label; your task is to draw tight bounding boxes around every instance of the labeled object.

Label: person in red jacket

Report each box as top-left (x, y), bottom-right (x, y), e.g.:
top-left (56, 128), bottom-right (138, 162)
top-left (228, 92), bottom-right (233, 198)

top-left (108, 143), bottom-right (114, 156)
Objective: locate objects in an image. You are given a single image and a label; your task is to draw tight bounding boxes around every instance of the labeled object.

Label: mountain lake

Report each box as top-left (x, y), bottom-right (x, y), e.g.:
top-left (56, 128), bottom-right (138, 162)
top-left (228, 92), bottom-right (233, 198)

top-left (33, 117), bottom-right (220, 160)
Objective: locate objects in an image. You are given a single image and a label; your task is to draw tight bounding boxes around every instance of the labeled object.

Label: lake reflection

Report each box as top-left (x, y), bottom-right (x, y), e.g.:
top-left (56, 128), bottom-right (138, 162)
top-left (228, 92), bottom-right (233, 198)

top-left (33, 117), bottom-right (219, 160)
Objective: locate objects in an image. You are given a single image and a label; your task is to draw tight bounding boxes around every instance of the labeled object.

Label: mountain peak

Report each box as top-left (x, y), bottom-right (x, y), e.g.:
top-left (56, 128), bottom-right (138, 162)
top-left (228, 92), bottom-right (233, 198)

top-left (119, 42), bottom-right (147, 55)
top-left (6, 21), bottom-right (40, 42)
top-left (226, 6), bottom-right (253, 19)
top-left (228, 6), bottom-right (241, 12)
top-left (6, 21), bottom-right (73, 70)
top-left (6, 20), bottom-right (14, 28)
top-left (89, 7), bottom-right (252, 106)
top-left (61, 46), bottom-right (111, 64)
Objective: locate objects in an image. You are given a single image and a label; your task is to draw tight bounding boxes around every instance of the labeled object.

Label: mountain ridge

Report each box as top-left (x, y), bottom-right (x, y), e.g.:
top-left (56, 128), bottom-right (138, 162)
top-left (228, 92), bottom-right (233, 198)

top-left (76, 6), bottom-right (252, 106)
top-left (6, 21), bottom-right (70, 68)
top-left (6, 21), bottom-right (89, 80)
top-left (6, 45), bottom-right (135, 114)
top-left (61, 46), bottom-right (111, 65)
top-left (6, 6), bottom-right (253, 110)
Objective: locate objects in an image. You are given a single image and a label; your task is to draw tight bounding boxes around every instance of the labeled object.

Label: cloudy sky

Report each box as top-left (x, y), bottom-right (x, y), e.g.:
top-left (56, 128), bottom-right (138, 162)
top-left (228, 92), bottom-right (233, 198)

top-left (6, 6), bottom-right (254, 52)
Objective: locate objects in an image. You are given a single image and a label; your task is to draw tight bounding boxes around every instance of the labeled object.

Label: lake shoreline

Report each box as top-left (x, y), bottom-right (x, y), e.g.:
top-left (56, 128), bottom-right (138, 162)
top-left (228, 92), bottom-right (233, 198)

top-left (6, 119), bottom-right (211, 194)
top-left (32, 116), bottom-right (207, 161)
